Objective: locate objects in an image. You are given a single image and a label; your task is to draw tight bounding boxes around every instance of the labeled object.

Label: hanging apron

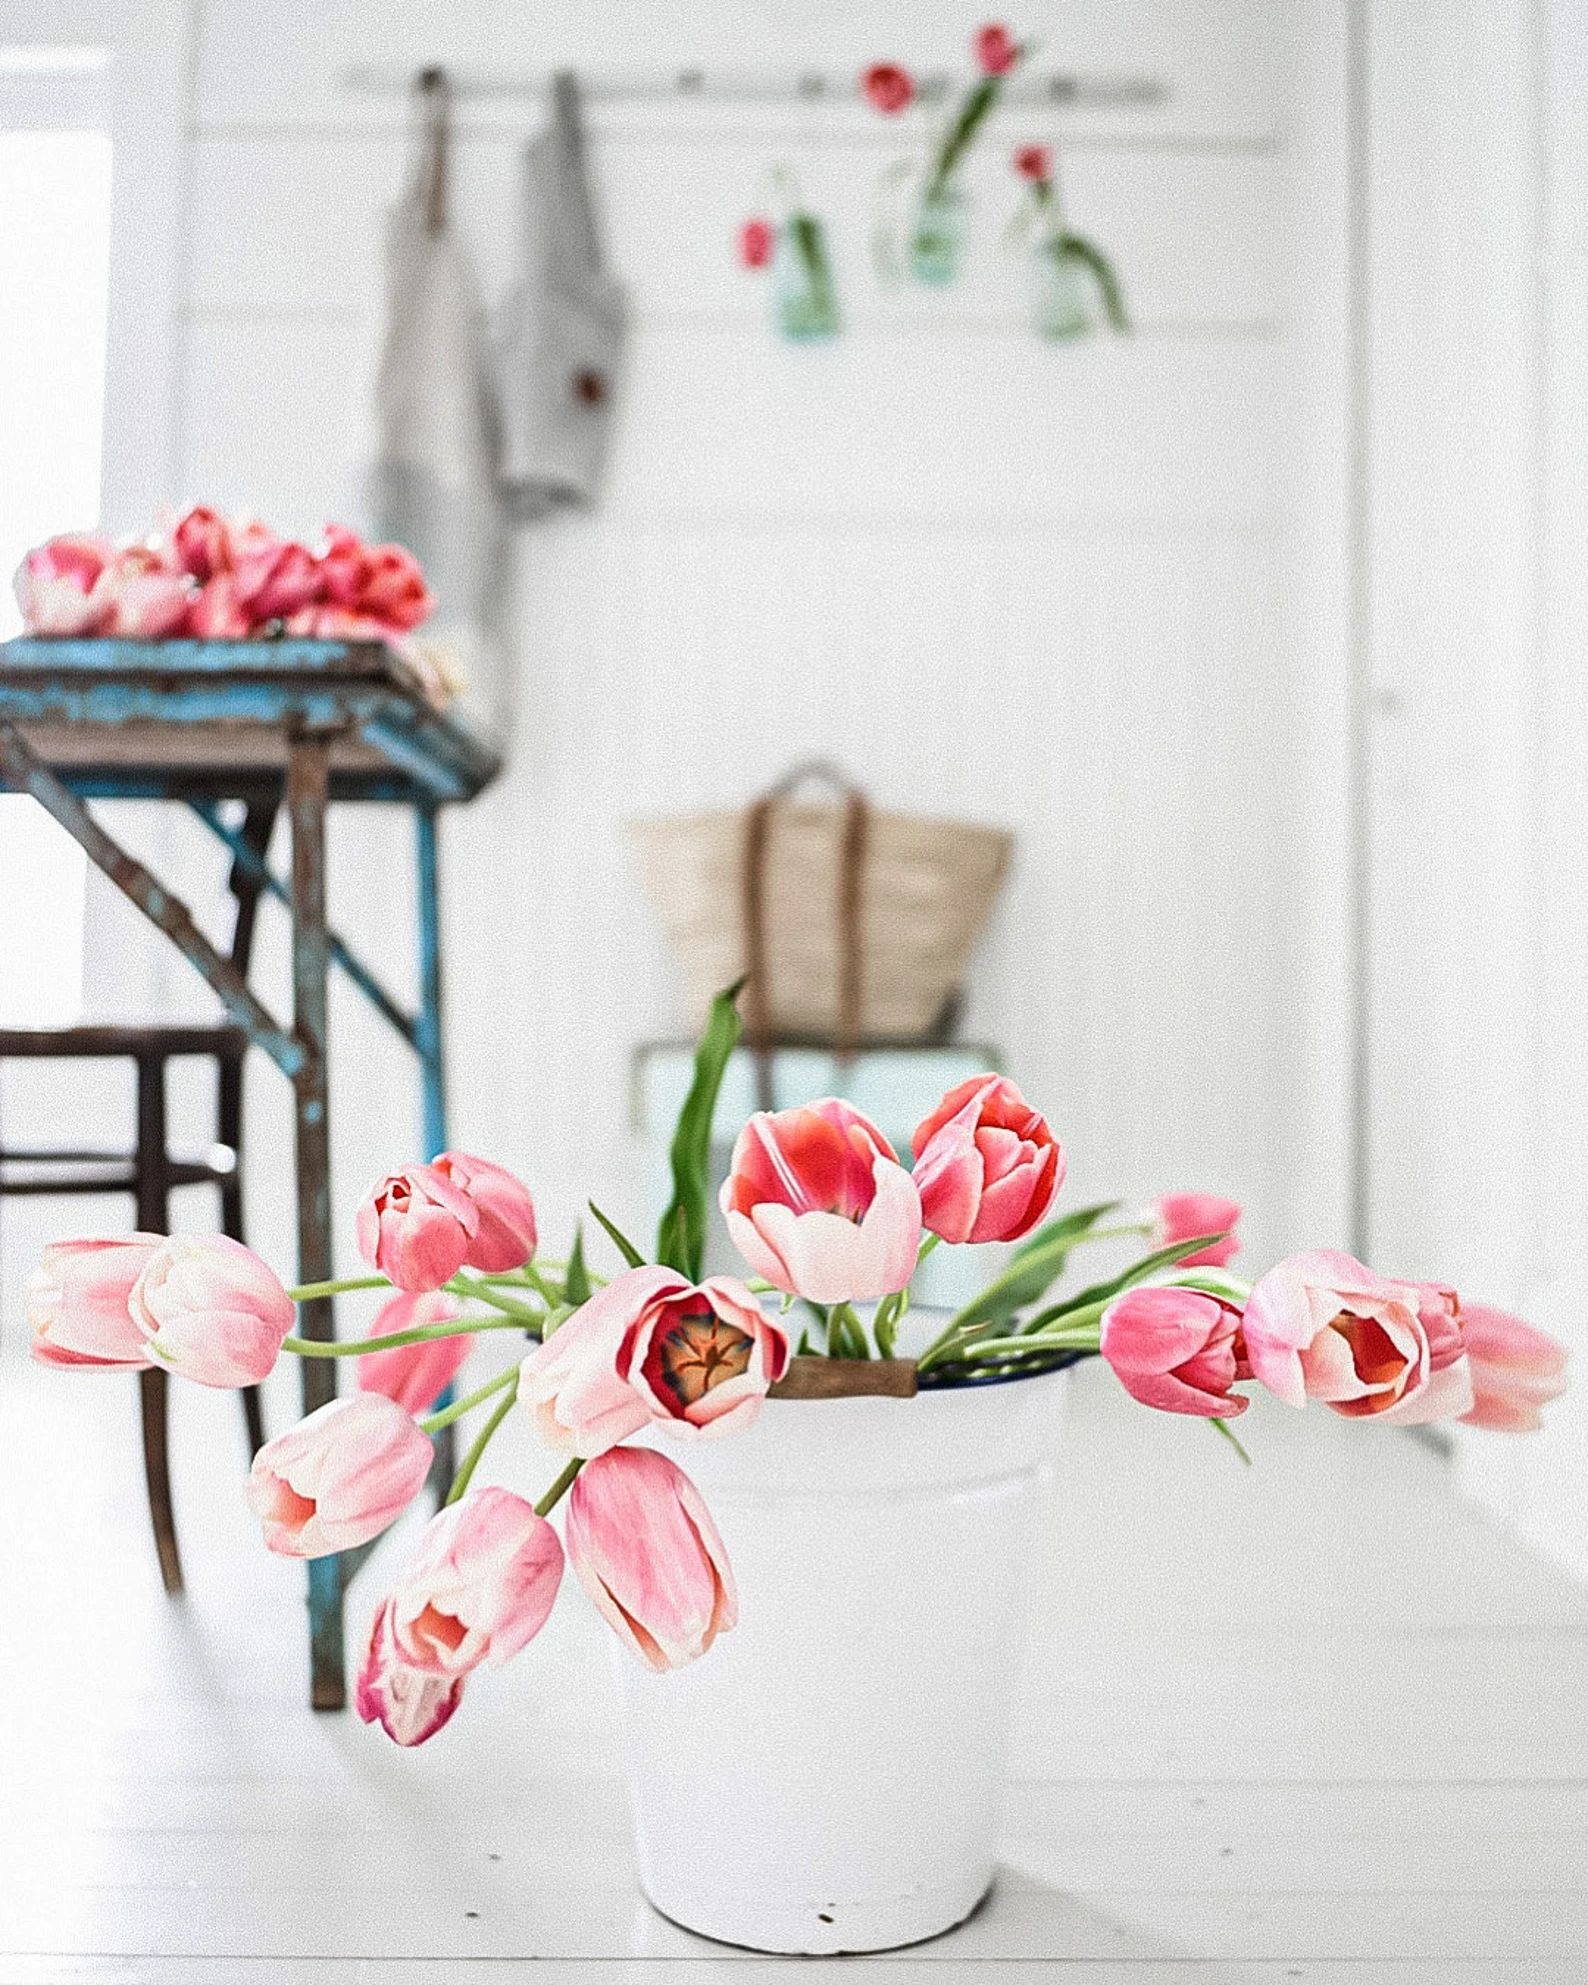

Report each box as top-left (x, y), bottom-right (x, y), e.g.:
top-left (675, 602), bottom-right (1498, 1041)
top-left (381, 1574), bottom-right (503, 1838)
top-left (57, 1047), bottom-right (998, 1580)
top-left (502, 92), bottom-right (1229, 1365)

top-left (497, 72), bottom-right (628, 521)
top-left (366, 69), bottom-right (510, 728)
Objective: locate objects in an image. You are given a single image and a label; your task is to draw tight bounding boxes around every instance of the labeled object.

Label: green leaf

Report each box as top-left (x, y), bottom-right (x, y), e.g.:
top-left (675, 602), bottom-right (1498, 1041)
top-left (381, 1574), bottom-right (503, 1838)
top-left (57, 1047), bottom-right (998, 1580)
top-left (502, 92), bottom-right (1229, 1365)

top-left (1060, 231), bottom-right (1129, 332)
top-left (588, 1200), bottom-right (645, 1271)
top-left (1209, 1416), bottom-right (1252, 1465)
top-left (1009, 1200), bottom-right (1124, 1264)
top-left (655, 981), bottom-right (744, 1281)
top-left (1024, 1234), bottom-right (1232, 1331)
top-left (562, 1223), bottom-right (591, 1307)
top-left (940, 1210), bottom-right (1118, 1343)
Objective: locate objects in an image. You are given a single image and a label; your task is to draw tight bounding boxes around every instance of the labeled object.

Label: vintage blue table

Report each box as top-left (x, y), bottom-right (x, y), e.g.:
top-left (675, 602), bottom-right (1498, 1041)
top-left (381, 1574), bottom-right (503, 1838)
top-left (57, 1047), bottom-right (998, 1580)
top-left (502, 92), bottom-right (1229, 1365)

top-left (0, 637), bottom-right (501, 1708)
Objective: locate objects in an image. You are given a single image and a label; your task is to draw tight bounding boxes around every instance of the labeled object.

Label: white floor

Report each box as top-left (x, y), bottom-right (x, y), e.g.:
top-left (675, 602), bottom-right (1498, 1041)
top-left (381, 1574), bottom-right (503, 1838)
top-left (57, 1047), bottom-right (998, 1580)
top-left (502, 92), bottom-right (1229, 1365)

top-left (2, 1264), bottom-right (1587, 1984)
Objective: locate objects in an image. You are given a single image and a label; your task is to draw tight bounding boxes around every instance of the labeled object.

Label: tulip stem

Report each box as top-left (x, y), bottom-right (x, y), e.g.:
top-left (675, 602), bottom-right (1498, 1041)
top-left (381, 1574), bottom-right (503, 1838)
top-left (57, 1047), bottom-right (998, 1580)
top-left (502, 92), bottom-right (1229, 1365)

top-left (281, 1315), bottom-right (542, 1358)
top-left (286, 1274), bottom-right (391, 1302)
top-left (419, 1364), bottom-right (520, 1433)
top-left (916, 1234), bottom-right (942, 1267)
top-left (534, 1457), bottom-right (583, 1517)
top-left (445, 1376), bottom-right (520, 1506)
top-left (444, 1274), bottom-right (544, 1324)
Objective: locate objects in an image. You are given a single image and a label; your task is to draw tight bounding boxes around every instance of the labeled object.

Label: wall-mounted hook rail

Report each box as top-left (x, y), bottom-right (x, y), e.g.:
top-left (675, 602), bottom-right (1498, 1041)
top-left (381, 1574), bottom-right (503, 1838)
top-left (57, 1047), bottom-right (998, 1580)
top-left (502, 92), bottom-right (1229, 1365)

top-left (340, 64), bottom-right (1167, 111)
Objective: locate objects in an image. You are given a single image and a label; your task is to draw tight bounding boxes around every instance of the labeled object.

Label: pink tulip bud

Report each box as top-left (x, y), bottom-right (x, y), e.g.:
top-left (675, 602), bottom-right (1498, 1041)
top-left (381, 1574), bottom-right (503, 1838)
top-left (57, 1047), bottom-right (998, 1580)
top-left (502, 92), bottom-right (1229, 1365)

top-left (862, 63), bottom-right (915, 114)
top-left (27, 1235), bottom-right (162, 1370)
top-left (519, 1264), bottom-right (790, 1459)
top-left (1242, 1250), bottom-right (1474, 1424)
top-left (1100, 1284), bottom-right (1249, 1418)
top-left (1151, 1192), bottom-right (1242, 1268)
top-left (720, 1099), bottom-right (922, 1304)
top-left (430, 1151), bottom-right (538, 1273)
top-left (246, 1393), bottom-right (432, 1558)
top-left (357, 1290), bottom-right (474, 1415)
top-left (911, 1074), bottom-right (1064, 1245)
top-left (355, 1162), bottom-right (479, 1293)
top-left (975, 23), bottom-right (1020, 76)
top-left (130, 1233), bottom-right (296, 1388)
top-left (385, 1487), bottom-right (564, 1677)
top-left (1014, 142), bottom-right (1051, 181)
top-left (233, 535), bottom-right (322, 624)
top-left (737, 215), bottom-right (776, 271)
top-left (566, 1447), bottom-right (736, 1671)
top-left (185, 572), bottom-right (251, 638)
top-left (170, 505), bottom-right (235, 583)
top-left (1458, 1303), bottom-right (1569, 1432)
top-left (356, 1597), bottom-right (465, 1747)
top-left (103, 555), bottom-right (195, 638)
top-left (317, 525), bottom-right (433, 633)
top-left (13, 532), bottom-right (116, 635)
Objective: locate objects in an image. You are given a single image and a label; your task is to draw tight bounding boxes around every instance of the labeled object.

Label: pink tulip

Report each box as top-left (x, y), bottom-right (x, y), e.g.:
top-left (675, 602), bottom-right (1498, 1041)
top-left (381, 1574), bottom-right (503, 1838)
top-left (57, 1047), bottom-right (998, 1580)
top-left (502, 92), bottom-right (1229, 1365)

top-left (27, 1235), bottom-right (162, 1370)
top-left (356, 1597), bottom-right (465, 1747)
top-left (246, 1393), bottom-right (432, 1558)
top-left (862, 63), bottom-right (915, 114)
top-left (1241, 1249), bottom-right (1473, 1424)
top-left (720, 1099), bottom-right (922, 1304)
top-left (566, 1447), bottom-right (736, 1671)
top-left (185, 572), bottom-right (251, 638)
top-left (170, 505), bottom-right (235, 583)
top-left (975, 23), bottom-right (1020, 75)
top-left (1459, 1303), bottom-right (1569, 1432)
top-left (737, 217), bottom-right (775, 270)
top-left (910, 1074), bottom-right (1064, 1245)
top-left (358, 1290), bottom-right (474, 1415)
top-left (233, 535), bottom-right (322, 623)
top-left (355, 1162), bottom-right (478, 1293)
top-left (431, 1151), bottom-right (538, 1273)
top-left (519, 1263), bottom-right (790, 1459)
top-left (1014, 143), bottom-right (1052, 182)
top-left (1100, 1284), bottom-right (1248, 1418)
top-left (1151, 1192), bottom-right (1242, 1268)
top-left (385, 1487), bottom-right (564, 1677)
top-left (283, 604), bottom-right (391, 642)
top-left (317, 526), bottom-right (433, 632)
top-left (14, 532), bottom-right (115, 634)
top-left (130, 1233), bottom-right (296, 1388)
top-left (102, 546), bottom-right (195, 638)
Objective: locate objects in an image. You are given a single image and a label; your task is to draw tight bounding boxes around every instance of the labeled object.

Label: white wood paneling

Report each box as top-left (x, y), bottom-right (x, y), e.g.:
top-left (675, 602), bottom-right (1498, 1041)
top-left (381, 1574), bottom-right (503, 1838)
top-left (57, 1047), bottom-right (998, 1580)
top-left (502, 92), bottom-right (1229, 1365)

top-left (189, 0), bottom-right (1281, 142)
top-left (185, 132), bottom-right (1282, 331)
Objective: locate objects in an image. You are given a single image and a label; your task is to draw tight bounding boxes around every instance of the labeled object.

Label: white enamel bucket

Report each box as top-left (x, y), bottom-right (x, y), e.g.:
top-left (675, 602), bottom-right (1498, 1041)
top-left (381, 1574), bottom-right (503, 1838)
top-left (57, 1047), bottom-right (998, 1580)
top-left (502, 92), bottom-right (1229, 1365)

top-left (615, 1360), bottom-right (1068, 1954)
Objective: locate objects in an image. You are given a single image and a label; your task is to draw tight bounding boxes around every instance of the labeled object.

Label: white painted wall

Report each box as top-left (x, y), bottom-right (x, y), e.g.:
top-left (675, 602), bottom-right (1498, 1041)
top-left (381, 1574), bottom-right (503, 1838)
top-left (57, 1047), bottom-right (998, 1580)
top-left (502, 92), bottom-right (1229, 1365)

top-left (102, 0), bottom-right (1342, 1332)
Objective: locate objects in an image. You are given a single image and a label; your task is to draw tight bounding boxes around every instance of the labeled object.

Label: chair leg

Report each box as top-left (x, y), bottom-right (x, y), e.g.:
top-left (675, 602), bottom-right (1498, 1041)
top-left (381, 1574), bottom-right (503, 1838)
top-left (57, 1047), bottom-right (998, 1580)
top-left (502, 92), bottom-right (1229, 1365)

top-left (139, 1367), bottom-right (184, 1594)
top-left (135, 1053), bottom-right (182, 1593)
top-left (218, 1054), bottom-right (265, 1457)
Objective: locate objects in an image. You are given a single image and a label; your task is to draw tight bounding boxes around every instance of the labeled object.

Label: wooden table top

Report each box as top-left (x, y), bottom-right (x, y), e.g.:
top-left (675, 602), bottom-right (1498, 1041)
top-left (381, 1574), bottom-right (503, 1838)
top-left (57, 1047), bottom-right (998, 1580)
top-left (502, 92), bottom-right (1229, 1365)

top-left (0, 637), bottom-right (502, 804)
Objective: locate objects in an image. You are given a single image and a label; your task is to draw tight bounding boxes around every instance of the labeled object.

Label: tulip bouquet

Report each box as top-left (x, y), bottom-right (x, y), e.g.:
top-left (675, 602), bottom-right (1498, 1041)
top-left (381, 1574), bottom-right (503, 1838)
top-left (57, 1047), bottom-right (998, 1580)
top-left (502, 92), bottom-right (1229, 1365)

top-left (28, 988), bottom-right (1569, 1748)
top-left (864, 24), bottom-right (1029, 287)
top-left (13, 508), bottom-right (441, 685)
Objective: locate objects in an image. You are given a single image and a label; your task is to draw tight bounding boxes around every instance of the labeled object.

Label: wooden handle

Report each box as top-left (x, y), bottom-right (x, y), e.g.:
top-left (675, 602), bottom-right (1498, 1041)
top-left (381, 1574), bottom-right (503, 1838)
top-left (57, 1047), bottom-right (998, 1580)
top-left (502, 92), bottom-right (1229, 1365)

top-left (769, 1355), bottom-right (919, 1400)
top-left (741, 759), bottom-right (869, 1111)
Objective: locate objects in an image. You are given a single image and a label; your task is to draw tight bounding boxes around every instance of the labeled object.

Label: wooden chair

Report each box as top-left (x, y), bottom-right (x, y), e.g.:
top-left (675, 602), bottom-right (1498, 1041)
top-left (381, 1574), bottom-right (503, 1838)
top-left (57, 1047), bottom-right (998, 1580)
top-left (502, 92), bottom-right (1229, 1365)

top-left (0, 800), bottom-right (277, 1592)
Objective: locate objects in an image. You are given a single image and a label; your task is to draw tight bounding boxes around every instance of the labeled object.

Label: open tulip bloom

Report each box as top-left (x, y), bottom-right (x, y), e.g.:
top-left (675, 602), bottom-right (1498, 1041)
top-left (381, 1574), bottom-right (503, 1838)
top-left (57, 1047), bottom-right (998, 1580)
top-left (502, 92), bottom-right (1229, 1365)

top-left (30, 985), bottom-right (1570, 1744)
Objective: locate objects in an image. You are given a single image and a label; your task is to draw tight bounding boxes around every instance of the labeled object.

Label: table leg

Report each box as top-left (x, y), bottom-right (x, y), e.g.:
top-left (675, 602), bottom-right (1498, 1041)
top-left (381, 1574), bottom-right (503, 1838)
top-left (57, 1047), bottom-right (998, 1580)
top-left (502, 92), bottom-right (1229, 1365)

top-left (288, 735), bottom-right (342, 1709)
top-left (416, 804), bottom-right (447, 1162)
top-left (415, 803), bottom-right (456, 1486)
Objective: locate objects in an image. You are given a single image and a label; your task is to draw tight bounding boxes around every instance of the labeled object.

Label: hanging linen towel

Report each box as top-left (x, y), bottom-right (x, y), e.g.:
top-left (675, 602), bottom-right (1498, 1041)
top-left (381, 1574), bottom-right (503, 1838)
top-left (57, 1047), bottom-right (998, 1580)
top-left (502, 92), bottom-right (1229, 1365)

top-left (497, 71), bottom-right (627, 520)
top-left (367, 69), bottom-right (509, 722)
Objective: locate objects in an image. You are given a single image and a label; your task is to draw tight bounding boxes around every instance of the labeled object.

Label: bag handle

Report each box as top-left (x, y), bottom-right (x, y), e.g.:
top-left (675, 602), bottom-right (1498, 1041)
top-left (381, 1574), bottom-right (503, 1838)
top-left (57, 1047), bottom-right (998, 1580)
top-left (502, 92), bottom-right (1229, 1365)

top-left (741, 759), bottom-right (869, 1111)
top-left (413, 66), bottom-right (451, 235)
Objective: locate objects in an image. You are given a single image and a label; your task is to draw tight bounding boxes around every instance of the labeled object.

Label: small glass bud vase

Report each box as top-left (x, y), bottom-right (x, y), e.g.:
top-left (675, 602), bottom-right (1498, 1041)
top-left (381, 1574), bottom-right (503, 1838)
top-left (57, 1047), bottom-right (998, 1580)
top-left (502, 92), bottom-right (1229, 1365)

top-left (1031, 236), bottom-right (1093, 341)
top-left (776, 213), bottom-right (841, 343)
top-left (909, 180), bottom-right (967, 286)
